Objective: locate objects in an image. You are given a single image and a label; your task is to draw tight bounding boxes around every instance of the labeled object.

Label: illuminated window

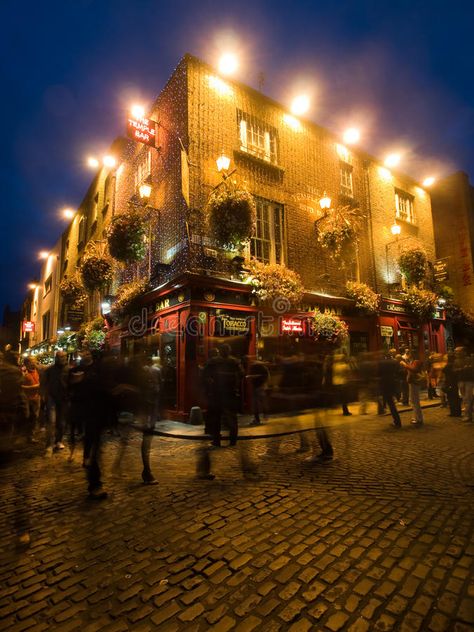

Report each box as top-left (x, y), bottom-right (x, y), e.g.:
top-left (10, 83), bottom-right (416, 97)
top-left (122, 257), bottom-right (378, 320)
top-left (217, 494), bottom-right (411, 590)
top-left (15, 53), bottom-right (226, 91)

top-left (395, 190), bottom-right (415, 224)
top-left (237, 110), bottom-right (277, 163)
top-left (44, 275), bottom-right (52, 297)
top-left (135, 150), bottom-right (151, 189)
top-left (251, 197), bottom-right (285, 264)
top-left (42, 311), bottom-right (50, 341)
top-left (340, 164), bottom-right (353, 197)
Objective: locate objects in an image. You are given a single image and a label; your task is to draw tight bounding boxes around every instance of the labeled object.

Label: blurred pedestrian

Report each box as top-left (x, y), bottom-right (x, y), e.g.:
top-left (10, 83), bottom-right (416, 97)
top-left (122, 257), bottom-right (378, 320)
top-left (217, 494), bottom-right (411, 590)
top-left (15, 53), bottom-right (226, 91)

top-left (43, 351), bottom-right (69, 453)
top-left (442, 353), bottom-right (462, 417)
top-left (378, 353), bottom-right (402, 427)
top-left (246, 358), bottom-right (270, 426)
top-left (21, 357), bottom-right (41, 443)
top-left (401, 354), bottom-right (425, 426)
top-left (459, 354), bottom-right (474, 423)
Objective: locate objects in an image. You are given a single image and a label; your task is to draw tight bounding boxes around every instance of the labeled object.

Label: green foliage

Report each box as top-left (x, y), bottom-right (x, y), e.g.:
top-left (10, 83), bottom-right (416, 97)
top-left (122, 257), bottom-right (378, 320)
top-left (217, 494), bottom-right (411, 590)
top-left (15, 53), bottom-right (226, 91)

top-left (346, 281), bottom-right (380, 314)
top-left (316, 204), bottom-right (363, 259)
top-left (59, 277), bottom-right (87, 308)
top-left (245, 259), bottom-right (304, 307)
top-left (113, 280), bottom-right (148, 317)
top-left (207, 188), bottom-right (256, 249)
top-left (107, 212), bottom-right (147, 263)
top-left (78, 317), bottom-right (106, 351)
top-left (403, 286), bottom-right (438, 321)
top-left (311, 310), bottom-right (349, 344)
top-left (81, 255), bottom-right (113, 292)
top-left (398, 248), bottom-right (427, 286)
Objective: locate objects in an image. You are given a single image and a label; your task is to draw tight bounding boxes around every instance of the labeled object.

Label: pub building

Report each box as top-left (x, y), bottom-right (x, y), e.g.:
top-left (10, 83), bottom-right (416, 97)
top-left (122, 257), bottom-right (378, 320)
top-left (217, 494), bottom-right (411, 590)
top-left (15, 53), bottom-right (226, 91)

top-left (32, 53), bottom-right (446, 419)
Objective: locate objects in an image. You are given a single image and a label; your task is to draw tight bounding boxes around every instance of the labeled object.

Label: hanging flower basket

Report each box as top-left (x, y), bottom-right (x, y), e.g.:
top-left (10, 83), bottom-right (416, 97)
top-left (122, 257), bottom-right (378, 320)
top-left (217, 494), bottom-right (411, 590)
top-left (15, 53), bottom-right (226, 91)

top-left (78, 317), bottom-right (106, 351)
top-left (207, 187), bottom-right (256, 249)
top-left (311, 310), bottom-right (349, 344)
top-left (346, 281), bottom-right (380, 314)
top-left (403, 286), bottom-right (438, 321)
top-left (81, 255), bottom-right (113, 292)
top-left (60, 277), bottom-right (87, 308)
top-left (316, 204), bottom-right (363, 259)
top-left (245, 259), bottom-right (304, 308)
top-left (112, 280), bottom-right (148, 317)
top-left (107, 212), bottom-right (147, 263)
top-left (398, 248), bottom-right (427, 286)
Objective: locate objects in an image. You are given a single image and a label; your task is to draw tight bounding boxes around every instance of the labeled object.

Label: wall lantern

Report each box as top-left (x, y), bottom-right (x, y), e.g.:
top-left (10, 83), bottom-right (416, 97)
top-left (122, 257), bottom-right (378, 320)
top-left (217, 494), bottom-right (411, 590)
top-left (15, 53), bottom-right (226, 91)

top-left (216, 155), bottom-right (231, 172)
top-left (319, 193), bottom-right (331, 210)
top-left (139, 183), bottom-right (152, 199)
top-left (391, 222), bottom-right (401, 236)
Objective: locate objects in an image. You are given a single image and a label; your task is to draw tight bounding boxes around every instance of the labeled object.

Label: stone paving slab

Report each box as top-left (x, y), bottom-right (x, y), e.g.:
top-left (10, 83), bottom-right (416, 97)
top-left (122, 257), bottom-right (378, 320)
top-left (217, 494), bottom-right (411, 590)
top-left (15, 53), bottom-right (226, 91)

top-left (0, 407), bottom-right (473, 631)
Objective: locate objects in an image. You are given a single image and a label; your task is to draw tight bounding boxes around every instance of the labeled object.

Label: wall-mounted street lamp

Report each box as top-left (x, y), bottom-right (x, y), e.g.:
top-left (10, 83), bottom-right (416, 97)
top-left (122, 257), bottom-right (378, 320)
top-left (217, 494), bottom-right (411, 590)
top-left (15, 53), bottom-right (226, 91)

top-left (390, 222), bottom-right (401, 236)
top-left (216, 154), bottom-right (231, 173)
top-left (319, 193), bottom-right (331, 210)
top-left (139, 182), bottom-right (152, 199)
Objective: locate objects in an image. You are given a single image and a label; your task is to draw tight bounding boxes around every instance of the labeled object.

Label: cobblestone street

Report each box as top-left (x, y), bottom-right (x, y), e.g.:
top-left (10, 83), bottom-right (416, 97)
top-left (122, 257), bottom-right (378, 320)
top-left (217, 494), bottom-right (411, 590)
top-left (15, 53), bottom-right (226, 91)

top-left (1, 406), bottom-right (474, 631)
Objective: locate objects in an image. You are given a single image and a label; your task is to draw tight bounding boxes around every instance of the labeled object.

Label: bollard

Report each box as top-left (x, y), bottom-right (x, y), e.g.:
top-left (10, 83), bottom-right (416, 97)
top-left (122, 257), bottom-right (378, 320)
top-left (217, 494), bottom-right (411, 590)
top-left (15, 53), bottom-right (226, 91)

top-left (189, 406), bottom-right (203, 426)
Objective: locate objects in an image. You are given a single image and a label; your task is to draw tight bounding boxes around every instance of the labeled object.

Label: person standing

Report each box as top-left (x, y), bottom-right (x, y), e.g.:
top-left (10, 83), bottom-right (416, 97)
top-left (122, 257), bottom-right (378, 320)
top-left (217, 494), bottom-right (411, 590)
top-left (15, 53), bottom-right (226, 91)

top-left (42, 351), bottom-right (69, 453)
top-left (21, 357), bottom-right (41, 443)
top-left (459, 354), bottom-right (474, 423)
top-left (443, 353), bottom-right (462, 417)
top-left (401, 355), bottom-right (425, 426)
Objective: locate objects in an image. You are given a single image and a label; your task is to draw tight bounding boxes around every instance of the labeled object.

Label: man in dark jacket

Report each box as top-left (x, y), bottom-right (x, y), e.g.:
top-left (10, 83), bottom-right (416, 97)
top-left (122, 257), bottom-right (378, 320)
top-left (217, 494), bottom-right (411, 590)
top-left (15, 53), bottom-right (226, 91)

top-left (246, 359), bottom-right (270, 426)
top-left (43, 351), bottom-right (69, 453)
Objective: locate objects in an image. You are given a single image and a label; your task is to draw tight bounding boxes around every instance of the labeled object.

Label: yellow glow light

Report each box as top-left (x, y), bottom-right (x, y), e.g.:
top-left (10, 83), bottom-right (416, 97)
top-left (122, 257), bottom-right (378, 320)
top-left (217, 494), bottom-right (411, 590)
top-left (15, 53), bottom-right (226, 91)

top-left (378, 166), bottom-right (392, 180)
top-left (218, 53), bottom-right (238, 76)
top-left (423, 176), bottom-right (435, 187)
top-left (384, 153), bottom-right (400, 168)
top-left (103, 155), bottom-right (116, 168)
top-left (319, 193), bottom-right (331, 210)
top-left (39, 251), bottom-right (49, 260)
top-left (139, 183), bottom-right (152, 199)
top-left (336, 144), bottom-right (351, 162)
top-left (208, 75), bottom-right (233, 96)
top-left (131, 104), bottom-right (146, 119)
top-left (28, 283), bottom-right (38, 290)
top-left (391, 222), bottom-right (401, 236)
top-left (62, 208), bottom-right (75, 219)
top-left (216, 155), bottom-right (231, 172)
top-left (290, 95), bottom-right (310, 116)
top-left (283, 113), bottom-right (301, 131)
top-left (343, 128), bottom-right (360, 145)
top-left (87, 156), bottom-right (99, 169)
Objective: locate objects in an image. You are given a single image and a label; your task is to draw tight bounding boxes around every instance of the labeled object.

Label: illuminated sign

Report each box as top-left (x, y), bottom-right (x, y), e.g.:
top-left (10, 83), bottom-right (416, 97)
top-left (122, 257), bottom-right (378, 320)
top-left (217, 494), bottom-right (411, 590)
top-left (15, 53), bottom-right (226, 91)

top-left (127, 116), bottom-right (157, 147)
top-left (215, 314), bottom-right (250, 335)
top-left (23, 321), bottom-right (35, 333)
top-left (380, 326), bottom-right (394, 338)
top-left (280, 318), bottom-right (305, 335)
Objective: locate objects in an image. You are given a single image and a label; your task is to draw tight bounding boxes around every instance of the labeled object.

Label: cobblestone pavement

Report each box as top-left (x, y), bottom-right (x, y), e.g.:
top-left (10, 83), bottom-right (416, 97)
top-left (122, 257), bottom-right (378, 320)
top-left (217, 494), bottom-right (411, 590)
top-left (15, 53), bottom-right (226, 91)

top-left (1, 406), bottom-right (473, 631)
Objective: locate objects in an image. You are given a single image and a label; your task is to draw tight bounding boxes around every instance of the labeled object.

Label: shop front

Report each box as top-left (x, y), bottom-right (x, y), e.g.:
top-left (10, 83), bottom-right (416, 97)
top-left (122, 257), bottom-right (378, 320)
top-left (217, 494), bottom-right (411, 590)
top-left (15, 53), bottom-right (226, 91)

top-left (378, 299), bottom-right (446, 358)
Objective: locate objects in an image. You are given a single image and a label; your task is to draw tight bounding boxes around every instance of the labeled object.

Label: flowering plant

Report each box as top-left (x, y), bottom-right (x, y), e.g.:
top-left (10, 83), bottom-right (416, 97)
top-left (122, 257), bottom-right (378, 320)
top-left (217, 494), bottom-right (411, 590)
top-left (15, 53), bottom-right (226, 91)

top-left (78, 317), bottom-right (106, 351)
top-left (398, 248), bottom-right (427, 286)
top-left (81, 255), bottom-right (113, 292)
top-left (107, 212), bottom-right (147, 263)
top-left (112, 280), bottom-right (148, 317)
top-left (346, 281), bottom-right (380, 314)
top-left (60, 277), bottom-right (87, 308)
top-left (403, 286), bottom-right (438, 321)
top-left (207, 187), bottom-right (256, 249)
top-left (245, 259), bottom-right (304, 307)
top-left (311, 310), bottom-right (349, 344)
top-left (316, 204), bottom-right (363, 259)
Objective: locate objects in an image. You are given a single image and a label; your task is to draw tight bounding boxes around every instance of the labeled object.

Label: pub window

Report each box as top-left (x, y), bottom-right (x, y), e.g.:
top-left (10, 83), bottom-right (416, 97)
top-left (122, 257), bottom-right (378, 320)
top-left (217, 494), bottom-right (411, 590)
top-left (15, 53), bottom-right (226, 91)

top-left (42, 310), bottom-right (50, 341)
top-left (78, 216), bottom-right (86, 247)
top-left (250, 197), bottom-right (285, 264)
top-left (395, 189), bottom-right (415, 224)
top-left (340, 163), bottom-right (353, 197)
top-left (135, 150), bottom-right (151, 189)
top-left (44, 274), bottom-right (52, 297)
top-left (237, 110), bottom-right (277, 163)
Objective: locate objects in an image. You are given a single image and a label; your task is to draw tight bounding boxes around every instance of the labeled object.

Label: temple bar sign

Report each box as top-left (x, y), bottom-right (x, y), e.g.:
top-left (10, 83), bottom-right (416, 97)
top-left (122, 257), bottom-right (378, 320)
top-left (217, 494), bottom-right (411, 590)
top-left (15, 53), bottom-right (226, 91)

top-left (127, 116), bottom-right (157, 148)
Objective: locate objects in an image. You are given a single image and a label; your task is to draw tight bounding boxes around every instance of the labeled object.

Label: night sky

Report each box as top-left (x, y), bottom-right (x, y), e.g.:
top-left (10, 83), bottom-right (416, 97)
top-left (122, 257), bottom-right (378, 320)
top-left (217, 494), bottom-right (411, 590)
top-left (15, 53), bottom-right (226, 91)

top-left (1, 0), bottom-right (473, 315)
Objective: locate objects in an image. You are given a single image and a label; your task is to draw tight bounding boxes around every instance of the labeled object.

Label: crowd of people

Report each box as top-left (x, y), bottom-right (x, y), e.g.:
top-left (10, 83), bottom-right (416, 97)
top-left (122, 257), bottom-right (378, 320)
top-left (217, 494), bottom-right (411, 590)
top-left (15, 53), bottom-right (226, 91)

top-left (1, 343), bottom-right (473, 499)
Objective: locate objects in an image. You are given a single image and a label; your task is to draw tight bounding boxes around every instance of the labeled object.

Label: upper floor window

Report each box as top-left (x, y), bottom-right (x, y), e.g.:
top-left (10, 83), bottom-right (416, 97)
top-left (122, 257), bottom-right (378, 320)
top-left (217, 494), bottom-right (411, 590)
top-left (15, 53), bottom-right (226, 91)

top-left (395, 190), bottom-right (415, 224)
top-left (78, 216), bottom-right (86, 247)
top-left (250, 197), bottom-right (285, 264)
top-left (135, 150), bottom-right (151, 189)
top-left (44, 275), bottom-right (52, 297)
top-left (237, 110), bottom-right (277, 163)
top-left (340, 164), bottom-right (353, 197)
top-left (42, 311), bottom-right (50, 341)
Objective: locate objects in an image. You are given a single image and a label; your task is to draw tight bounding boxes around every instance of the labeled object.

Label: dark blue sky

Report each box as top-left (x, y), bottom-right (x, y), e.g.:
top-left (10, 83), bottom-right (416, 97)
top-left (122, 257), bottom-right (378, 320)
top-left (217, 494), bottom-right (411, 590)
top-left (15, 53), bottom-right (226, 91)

top-left (1, 0), bottom-right (473, 313)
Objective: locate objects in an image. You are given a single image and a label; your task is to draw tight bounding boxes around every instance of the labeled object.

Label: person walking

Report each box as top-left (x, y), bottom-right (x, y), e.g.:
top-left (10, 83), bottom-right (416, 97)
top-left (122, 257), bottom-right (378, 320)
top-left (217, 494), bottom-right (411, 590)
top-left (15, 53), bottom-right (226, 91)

top-left (378, 353), bottom-right (402, 428)
top-left (42, 351), bottom-right (69, 453)
top-left (21, 357), bottom-right (41, 443)
top-left (401, 354), bottom-right (425, 426)
top-left (442, 353), bottom-right (462, 417)
top-left (246, 358), bottom-right (270, 426)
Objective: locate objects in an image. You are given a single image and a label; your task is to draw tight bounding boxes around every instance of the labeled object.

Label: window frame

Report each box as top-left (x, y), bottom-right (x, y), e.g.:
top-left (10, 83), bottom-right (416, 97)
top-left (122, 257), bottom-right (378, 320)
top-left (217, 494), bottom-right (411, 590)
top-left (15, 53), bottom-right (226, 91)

top-left (395, 189), bottom-right (416, 224)
top-left (250, 197), bottom-right (285, 265)
top-left (340, 162), bottom-right (354, 197)
top-left (237, 110), bottom-right (278, 164)
top-left (135, 149), bottom-right (152, 190)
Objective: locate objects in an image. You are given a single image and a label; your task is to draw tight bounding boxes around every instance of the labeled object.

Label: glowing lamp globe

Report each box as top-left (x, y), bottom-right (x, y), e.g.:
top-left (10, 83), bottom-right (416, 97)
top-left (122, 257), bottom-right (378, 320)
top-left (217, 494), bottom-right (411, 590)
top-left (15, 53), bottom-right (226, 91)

top-left (218, 53), bottom-right (238, 76)
top-left (343, 128), bottom-right (360, 145)
top-left (139, 183), bottom-right (152, 199)
top-left (391, 222), bottom-right (401, 236)
top-left (423, 176), bottom-right (435, 187)
top-left (216, 155), bottom-right (231, 172)
top-left (319, 194), bottom-right (331, 210)
top-left (291, 95), bottom-right (310, 116)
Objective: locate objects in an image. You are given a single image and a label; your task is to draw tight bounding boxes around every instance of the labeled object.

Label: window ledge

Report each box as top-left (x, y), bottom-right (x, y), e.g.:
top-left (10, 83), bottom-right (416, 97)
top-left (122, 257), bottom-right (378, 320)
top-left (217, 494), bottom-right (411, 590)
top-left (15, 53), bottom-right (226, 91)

top-left (395, 218), bottom-right (419, 234)
top-left (233, 149), bottom-right (285, 173)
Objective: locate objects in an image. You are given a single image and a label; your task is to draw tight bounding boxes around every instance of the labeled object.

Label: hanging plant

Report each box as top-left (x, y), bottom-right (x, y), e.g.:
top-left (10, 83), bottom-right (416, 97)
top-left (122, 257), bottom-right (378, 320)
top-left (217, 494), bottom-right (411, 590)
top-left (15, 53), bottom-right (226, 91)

top-left (81, 255), bottom-right (114, 292)
top-left (316, 204), bottom-right (363, 259)
top-left (398, 248), bottom-right (427, 286)
top-left (112, 280), bottom-right (148, 317)
top-left (245, 259), bottom-right (304, 308)
top-left (403, 286), bottom-right (438, 321)
top-left (107, 211), bottom-right (147, 263)
top-left (207, 186), bottom-right (256, 249)
top-left (60, 277), bottom-right (87, 308)
top-left (78, 317), bottom-right (106, 351)
top-left (346, 281), bottom-right (380, 314)
top-left (311, 310), bottom-right (349, 344)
